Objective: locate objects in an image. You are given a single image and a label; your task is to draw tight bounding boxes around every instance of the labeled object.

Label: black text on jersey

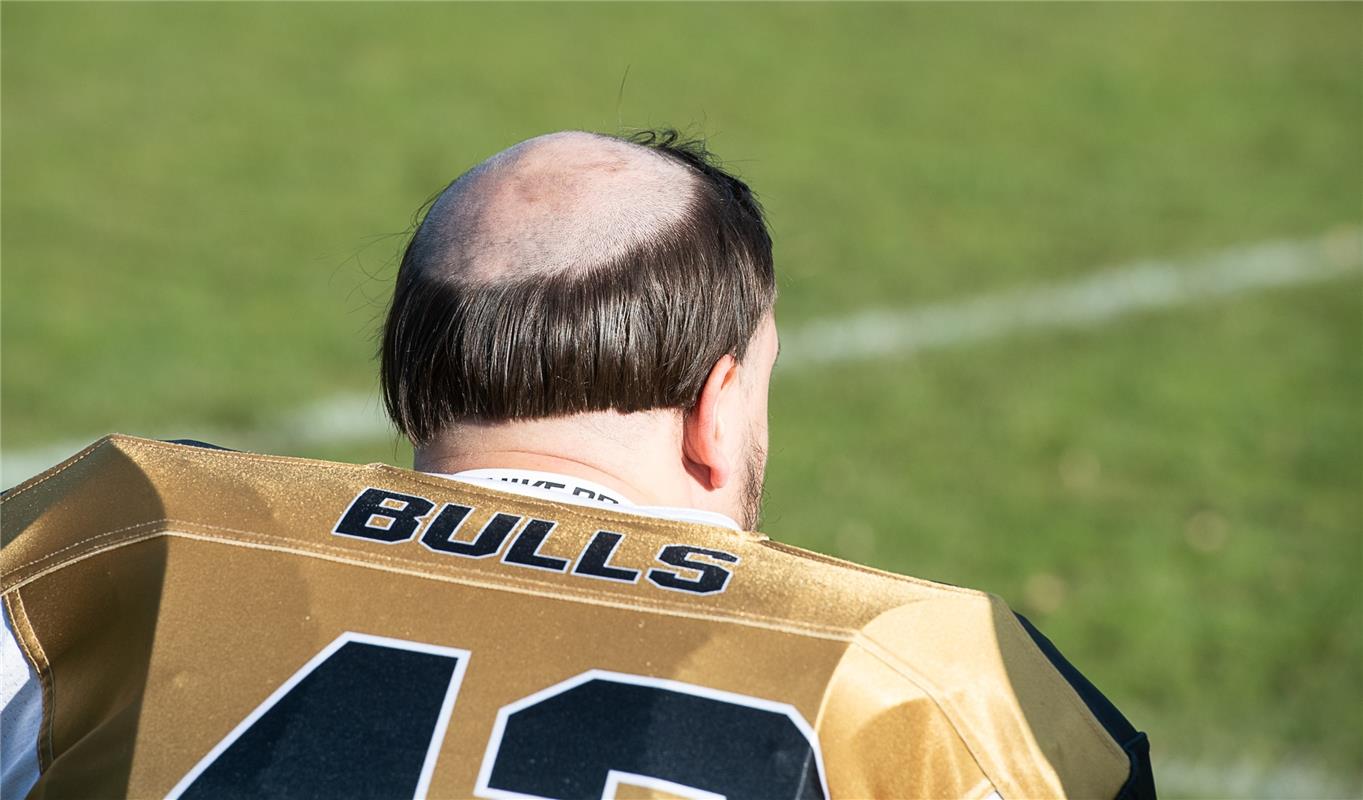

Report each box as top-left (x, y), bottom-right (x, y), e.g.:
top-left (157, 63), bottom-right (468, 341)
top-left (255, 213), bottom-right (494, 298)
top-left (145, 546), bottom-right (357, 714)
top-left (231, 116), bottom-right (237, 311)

top-left (332, 487), bottom-right (739, 595)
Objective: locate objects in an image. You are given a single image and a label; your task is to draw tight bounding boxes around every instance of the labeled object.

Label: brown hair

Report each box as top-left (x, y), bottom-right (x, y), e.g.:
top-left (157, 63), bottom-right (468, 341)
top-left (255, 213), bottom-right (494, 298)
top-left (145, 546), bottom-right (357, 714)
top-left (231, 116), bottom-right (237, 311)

top-left (380, 130), bottom-right (775, 445)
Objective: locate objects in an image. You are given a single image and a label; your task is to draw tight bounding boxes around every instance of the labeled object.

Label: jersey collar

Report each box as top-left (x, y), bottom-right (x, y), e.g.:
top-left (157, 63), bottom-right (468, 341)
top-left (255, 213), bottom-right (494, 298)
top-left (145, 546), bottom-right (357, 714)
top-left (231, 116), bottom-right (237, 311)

top-left (430, 467), bottom-right (743, 532)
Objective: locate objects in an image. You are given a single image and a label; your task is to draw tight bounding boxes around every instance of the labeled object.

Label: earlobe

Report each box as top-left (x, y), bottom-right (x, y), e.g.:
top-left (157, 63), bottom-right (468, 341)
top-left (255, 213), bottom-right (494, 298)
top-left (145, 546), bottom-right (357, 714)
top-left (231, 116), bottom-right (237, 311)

top-left (683, 354), bottom-right (740, 490)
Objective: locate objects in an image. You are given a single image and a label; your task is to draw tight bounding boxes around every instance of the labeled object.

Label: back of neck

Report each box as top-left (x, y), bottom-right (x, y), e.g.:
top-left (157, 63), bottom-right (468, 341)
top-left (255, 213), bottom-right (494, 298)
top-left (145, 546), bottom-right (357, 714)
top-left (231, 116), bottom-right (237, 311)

top-left (413, 410), bottom-right (690, 509)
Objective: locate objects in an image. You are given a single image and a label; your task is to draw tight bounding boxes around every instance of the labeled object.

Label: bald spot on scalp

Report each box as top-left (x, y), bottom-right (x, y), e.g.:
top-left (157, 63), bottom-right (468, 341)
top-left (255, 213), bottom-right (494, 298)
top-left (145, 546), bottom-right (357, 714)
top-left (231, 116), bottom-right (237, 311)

top-left (413, 132), bottom-right (699, 283)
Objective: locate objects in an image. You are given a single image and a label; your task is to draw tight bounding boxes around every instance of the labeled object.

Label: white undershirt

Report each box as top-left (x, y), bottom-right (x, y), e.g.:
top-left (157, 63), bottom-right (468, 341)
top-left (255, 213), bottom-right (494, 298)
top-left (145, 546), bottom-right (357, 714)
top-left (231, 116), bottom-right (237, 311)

top-left (436, 468), bottom-right (743, 532)
top-left (0, 604), bottom-right (41, 799)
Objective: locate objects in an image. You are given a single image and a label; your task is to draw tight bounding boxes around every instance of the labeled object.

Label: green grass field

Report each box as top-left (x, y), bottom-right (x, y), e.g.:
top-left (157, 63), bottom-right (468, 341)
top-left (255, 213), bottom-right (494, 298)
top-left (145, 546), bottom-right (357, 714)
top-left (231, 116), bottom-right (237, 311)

top-left (3, 3), bottom-right (1360, 796)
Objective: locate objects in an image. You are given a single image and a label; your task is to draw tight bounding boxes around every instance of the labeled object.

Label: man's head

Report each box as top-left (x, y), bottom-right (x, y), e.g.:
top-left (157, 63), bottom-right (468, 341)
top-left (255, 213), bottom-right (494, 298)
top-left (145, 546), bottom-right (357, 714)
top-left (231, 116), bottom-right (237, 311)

top-left (381, 130), bottom-right (778, 528)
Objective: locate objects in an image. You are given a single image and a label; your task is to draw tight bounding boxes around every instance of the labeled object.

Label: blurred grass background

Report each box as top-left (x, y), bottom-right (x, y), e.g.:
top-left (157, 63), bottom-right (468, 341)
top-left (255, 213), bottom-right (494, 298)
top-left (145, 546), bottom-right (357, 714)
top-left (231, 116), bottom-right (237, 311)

top-left (2, 3), bottom-right (1360, 796)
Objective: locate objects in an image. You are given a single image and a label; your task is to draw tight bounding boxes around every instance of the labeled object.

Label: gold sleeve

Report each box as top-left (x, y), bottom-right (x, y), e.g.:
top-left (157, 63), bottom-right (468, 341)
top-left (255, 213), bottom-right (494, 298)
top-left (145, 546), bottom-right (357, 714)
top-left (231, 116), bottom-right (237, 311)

top-left (820, 643), bottom-right (996, 799)
top-left (824, 595), bottom-right (1131, 799)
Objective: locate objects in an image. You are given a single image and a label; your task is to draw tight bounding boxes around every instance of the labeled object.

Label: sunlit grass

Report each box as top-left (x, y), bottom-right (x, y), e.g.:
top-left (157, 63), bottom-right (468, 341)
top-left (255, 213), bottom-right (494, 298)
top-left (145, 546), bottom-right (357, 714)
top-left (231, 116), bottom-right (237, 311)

top-left (3, 3), bottom-right (1360, 794)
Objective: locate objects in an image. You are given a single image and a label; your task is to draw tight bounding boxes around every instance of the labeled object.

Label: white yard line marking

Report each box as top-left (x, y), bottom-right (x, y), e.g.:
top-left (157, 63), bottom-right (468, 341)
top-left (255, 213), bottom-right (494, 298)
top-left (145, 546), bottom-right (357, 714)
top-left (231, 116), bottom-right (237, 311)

top-left (2, 227), bottom-right (1358, 486)
top-left (779, 226), bottom-right (1361, 367)
top-left (1158, 756), bottom-right (1361, 800)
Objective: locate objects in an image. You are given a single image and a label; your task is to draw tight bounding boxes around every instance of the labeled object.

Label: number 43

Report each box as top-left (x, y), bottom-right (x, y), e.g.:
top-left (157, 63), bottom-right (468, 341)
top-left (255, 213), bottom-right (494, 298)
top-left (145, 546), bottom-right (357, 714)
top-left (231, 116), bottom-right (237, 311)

top-left (166, 632), bottom-right (828, 800)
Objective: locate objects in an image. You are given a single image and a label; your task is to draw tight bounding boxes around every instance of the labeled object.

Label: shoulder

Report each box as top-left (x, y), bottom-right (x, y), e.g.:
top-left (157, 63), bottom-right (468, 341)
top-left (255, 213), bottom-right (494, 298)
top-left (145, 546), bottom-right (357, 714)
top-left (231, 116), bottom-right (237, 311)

top-left (2, 434), bottom-right (171, 558)
top-left (3, 435), bottom-right (237, 504)
top-left (737, 552), bottom-right (1156, 799)
top-left (0, 435), bottom-right (348, 577)
top-left (845, 590), bottom-right (1153, 799)
top-left (3, 435), bottom-right (251, 526)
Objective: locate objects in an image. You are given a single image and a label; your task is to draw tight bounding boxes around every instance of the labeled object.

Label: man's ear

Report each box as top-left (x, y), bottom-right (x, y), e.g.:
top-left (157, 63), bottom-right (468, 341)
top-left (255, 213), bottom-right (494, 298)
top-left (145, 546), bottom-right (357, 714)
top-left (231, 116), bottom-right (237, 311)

top-left (683, 354), bottom-right (741, 490)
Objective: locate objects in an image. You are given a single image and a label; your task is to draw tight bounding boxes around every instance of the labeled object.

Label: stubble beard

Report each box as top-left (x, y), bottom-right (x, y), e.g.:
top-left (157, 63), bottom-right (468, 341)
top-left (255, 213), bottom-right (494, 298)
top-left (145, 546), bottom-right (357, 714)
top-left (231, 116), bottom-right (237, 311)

top-left (739, 434), bottom-right (768, 532)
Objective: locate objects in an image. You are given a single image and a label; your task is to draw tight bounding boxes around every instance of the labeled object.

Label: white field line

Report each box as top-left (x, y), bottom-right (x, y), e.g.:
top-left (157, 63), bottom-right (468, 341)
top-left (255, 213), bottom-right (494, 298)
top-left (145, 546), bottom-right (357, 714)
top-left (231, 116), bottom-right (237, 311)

top-left (2, 227), bottom-right (1359, 487)
top-left (1157, 755), bottom-right (1362, 800)
top-left (779, 226), bottom-right (1361, 367)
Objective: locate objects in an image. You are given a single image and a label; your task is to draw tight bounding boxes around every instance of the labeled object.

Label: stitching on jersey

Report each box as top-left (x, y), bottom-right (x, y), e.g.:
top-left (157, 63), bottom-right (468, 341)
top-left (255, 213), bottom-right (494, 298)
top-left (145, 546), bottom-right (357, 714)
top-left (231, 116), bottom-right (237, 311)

top-left (0, 438), bottom-right (110, 502)
top-left (2, 435), bottom-right (769, 543)
top-left (4, 437), bottom-right (986, 604)
top-left (4, 522), bottom-right (859, 643)
top-left (137, 435), bottom-right (759, 539)
top-left (1, 436), bottom-right (327, 504)
top-left (857, 626), bottom-right (1125, 795)
top-left (5, 591), bottom-right (55, 771)
top-left (848, 634), bottom-right (1001, 794)
top-left (0, 518), bottom-right (620, 603)
top-left (758, 540), bottom-right (986, 597)
top-left (5, 437), bottom-right (967, 598)
top-left (1, 521), bottom-right (164, 589)
top-left (1, 520), bottom-right (817, 635)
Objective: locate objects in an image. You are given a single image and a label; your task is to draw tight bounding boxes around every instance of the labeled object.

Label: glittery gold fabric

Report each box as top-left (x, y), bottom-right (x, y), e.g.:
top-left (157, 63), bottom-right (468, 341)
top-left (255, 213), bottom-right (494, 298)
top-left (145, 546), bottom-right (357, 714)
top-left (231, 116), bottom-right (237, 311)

top-left (1, 436), bottom-right (1130, 798)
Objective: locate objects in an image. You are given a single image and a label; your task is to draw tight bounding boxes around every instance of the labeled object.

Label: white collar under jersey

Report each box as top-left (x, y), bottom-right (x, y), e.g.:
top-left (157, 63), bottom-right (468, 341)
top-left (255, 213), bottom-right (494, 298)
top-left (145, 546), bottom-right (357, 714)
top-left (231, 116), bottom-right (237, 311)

top-left (431, 468), bottom-right (743, 532)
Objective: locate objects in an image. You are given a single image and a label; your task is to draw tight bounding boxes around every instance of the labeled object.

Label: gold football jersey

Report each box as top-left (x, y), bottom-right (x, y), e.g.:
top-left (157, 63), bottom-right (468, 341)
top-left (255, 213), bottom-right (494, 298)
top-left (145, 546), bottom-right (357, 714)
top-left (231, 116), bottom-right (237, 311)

top-left (1, 436), bottom-right (1153, 799)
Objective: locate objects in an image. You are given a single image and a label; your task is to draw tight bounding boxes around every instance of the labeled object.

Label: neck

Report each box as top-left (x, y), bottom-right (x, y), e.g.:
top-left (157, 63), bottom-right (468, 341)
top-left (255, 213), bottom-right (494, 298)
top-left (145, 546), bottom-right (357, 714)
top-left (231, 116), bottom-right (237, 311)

top-left (413, 411), bottom-right (695, 509)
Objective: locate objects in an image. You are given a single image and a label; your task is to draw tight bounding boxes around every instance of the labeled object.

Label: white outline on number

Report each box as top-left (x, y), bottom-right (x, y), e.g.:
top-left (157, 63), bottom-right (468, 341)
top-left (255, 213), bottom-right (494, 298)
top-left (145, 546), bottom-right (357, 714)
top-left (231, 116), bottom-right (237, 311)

top-left (603, 771), bottom-right (725, 800)
top-left (472, 669), bottom-right (829, 800)
top-left (165, 631), bottom-right (471, 800)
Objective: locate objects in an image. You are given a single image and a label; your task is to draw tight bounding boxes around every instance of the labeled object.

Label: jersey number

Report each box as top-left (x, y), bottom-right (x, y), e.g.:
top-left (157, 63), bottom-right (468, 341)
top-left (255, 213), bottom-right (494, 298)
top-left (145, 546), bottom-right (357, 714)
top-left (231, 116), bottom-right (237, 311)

top-left (167, 632), bottom-right (827, 800)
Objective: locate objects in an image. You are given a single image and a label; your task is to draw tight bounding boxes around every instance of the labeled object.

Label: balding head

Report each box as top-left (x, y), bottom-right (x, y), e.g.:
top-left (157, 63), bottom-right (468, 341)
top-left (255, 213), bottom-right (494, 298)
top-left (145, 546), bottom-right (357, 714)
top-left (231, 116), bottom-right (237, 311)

top-left (381, 129), bottom-right (775, 444)
top-left (413, 131), bottom-right (697, 282)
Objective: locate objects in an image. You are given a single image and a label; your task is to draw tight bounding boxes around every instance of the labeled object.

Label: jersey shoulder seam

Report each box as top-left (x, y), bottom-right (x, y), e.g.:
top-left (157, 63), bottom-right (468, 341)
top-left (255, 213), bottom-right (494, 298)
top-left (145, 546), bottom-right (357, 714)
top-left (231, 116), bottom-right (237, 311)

top-left (2, 520), bottom-right (861, 644)
top-left (855, 604), bottom-right (1128, 787)
top-left (758, 540), bottom-right (989, 598)
top-left (845, 633), bottom-right (998, 791)
top-left (0, 437), bottom-right (113, 501)
top-left (1, 435), bottom-right (768, 544)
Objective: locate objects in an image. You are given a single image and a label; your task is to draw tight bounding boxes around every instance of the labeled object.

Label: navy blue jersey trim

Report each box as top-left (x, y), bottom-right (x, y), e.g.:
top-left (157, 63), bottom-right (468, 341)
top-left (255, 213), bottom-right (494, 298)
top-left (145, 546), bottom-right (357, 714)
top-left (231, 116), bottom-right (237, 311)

top-left (163, 439), bottom-right (237, 452)
top-left (1014, 613), bottom-right (1156, 800)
